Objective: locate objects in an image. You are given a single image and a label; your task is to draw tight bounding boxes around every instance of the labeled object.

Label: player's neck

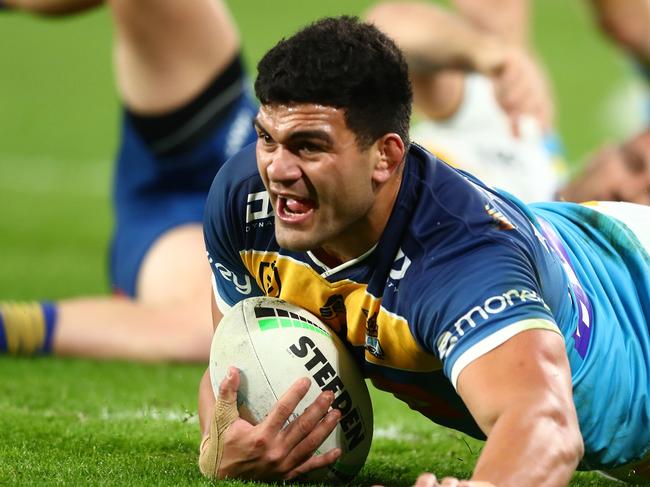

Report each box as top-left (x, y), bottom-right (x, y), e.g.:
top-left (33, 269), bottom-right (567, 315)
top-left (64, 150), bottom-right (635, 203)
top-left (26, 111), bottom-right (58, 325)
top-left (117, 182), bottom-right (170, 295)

top-left (317, 173), bottom-right (402, 265)
top-left (311, 248), bottom-right (344, 268)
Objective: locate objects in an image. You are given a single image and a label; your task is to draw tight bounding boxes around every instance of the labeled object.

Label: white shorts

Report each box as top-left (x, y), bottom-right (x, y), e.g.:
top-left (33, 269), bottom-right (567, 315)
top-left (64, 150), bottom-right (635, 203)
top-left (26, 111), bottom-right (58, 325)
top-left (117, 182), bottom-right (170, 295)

top-left (586, 201), bottom-right (650, 252)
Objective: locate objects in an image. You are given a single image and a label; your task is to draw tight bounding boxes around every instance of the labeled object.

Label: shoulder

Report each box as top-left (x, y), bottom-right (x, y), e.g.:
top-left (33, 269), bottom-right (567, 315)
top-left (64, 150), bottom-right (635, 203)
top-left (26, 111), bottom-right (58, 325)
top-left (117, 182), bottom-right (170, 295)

top-left (206, 142), bottom-right (261, 203)
top-left (204, 142), bottom-right (270, 246)
top-left (205, 142), bottom-right (267, 221)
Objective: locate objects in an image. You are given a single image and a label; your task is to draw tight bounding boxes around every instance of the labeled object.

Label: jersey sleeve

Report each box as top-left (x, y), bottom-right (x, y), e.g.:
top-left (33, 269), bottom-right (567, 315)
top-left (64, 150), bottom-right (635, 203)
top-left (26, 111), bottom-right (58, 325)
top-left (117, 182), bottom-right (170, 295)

top-left (412, 239), bottom-right (561, 389)
top-left (203, 145), bottom-right (264, 313)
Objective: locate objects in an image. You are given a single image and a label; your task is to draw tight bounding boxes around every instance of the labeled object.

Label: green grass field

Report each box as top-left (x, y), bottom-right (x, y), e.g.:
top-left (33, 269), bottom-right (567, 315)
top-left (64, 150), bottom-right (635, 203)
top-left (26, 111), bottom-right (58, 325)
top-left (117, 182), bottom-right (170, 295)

top-left (0, 1), bottom-right (643, 485)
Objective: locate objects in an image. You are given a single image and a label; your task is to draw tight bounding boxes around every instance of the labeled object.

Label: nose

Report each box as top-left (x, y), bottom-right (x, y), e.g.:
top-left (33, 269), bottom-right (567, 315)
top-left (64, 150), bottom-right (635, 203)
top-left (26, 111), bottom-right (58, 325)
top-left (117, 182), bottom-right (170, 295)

top-left (266, 146), bottom-right (302, 183)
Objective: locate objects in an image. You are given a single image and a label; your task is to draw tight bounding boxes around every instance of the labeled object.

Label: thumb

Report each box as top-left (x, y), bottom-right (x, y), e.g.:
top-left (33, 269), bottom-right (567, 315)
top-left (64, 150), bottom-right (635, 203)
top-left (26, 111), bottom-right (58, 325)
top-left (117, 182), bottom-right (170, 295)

top-left (217, 366), bottom-right (240, 404)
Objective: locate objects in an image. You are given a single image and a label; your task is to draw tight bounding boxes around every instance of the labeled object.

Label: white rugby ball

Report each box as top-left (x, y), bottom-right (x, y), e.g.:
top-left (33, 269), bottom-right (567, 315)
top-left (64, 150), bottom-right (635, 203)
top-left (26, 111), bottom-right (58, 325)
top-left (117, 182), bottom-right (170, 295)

top-left (209, 296), bottom-right (373, 483)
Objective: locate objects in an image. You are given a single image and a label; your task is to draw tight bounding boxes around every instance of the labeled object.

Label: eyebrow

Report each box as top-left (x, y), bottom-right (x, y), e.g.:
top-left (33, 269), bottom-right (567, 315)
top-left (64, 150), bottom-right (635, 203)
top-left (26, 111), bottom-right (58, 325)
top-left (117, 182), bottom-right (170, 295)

top-left (253, 117), bottom-right (334, 145)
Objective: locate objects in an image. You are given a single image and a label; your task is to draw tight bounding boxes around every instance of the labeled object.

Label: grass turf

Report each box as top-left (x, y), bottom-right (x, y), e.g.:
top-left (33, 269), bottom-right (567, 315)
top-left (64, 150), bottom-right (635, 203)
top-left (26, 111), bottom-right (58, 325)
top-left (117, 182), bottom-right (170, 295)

top-left (0, 1), bottom-right (642, 485)
top-left (0, 358), bottom-right (617, 486)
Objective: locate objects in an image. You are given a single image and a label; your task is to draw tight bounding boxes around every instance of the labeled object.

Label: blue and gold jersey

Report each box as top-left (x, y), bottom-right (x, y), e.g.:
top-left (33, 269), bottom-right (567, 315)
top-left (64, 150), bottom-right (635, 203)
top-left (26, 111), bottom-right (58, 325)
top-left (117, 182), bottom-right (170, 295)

top-left (204, 143), bottom-right (650, 469)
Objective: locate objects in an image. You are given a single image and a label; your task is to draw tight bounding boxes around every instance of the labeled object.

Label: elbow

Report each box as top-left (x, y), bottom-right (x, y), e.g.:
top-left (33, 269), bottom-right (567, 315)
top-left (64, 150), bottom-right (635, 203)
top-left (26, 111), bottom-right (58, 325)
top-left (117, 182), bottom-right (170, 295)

top-left (564, 427), bottom-right (584, 469)
top-left (552, 405), bottom-right (584, 471)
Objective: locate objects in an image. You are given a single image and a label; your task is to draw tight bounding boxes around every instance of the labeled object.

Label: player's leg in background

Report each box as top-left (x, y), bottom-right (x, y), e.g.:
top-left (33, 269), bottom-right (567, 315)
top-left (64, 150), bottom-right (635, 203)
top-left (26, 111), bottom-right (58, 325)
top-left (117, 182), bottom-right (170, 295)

top-left (0, 0), bottom-right (257, 361)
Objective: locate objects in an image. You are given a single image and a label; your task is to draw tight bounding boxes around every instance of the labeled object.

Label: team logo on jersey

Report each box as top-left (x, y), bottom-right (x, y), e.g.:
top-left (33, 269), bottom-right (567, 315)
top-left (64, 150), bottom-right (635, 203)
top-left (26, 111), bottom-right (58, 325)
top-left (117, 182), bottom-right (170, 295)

top-left (246, 190), bottom-right (274, 223)
top-left (484, 204), bottom-right (516, 230)
top-left (389, 248), bottom-right (411, 281)
top-left (258, 260), bottom-right (282, 297)
top-left (319, 294), bottom-right (347, 333)
top-left (362, 308), bottom-right (384, 359)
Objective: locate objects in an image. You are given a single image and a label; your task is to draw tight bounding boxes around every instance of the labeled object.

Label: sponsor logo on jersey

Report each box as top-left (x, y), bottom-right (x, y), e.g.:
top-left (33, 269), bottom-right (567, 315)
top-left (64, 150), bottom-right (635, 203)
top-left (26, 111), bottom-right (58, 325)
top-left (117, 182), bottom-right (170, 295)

top-left (246, 190), bottom-right (274, 223)
top-left (437, 288), bottom-right (549, 359)
top-left (258, 260), bottom-right (282, 297)
top-left (213, 262), bottom-right (252, 295)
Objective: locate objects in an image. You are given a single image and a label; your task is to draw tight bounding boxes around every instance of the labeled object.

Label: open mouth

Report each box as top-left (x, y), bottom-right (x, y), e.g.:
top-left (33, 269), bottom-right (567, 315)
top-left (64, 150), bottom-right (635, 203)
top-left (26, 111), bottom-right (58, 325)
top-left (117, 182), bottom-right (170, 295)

top-left (277, 196), bottom-right (316, 223)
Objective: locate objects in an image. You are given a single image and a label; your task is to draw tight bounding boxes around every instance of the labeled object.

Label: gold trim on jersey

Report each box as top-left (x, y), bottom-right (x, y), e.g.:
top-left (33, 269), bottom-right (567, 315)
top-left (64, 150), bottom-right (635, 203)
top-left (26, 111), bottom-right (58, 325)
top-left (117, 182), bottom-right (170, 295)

top-left (240, 250), bottom-right (442, 372)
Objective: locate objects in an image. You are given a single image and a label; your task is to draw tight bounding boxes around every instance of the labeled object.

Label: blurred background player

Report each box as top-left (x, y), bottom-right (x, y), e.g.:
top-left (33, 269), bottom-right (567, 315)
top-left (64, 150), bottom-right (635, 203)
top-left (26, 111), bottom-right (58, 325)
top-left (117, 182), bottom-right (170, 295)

top-left (3, 0), bottom-right (649, 363)
top-left (0, 0), bottom-right (257, 361)
top-left (365, 1), bottom-right (566, 203)
top-left (366, 0), bottom-right (650, 205)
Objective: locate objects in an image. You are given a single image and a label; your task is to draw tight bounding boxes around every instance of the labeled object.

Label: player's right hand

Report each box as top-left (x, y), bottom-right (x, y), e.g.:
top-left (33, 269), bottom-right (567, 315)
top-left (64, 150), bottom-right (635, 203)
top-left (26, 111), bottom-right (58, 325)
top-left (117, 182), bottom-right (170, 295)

top-left (199, 366), bottom-right (342, 481)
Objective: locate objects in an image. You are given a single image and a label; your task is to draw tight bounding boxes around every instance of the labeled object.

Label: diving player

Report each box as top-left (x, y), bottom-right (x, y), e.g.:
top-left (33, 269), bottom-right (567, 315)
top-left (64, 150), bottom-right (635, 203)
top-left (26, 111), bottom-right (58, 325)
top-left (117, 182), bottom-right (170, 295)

top-left (198, 16), bottom-right (650, 485)
top-left (0, 0), bottom-right (256, 360)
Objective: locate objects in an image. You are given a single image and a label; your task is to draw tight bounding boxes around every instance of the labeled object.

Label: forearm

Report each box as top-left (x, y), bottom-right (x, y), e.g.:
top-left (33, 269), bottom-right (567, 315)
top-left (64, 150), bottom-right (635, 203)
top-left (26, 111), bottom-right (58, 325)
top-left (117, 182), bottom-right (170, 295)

top-left (364, 1), bottom-right (504, 75)
top-left (458, 330), bottom-right (584, 487)
top-left (472, 403), bottom-right (583, 486)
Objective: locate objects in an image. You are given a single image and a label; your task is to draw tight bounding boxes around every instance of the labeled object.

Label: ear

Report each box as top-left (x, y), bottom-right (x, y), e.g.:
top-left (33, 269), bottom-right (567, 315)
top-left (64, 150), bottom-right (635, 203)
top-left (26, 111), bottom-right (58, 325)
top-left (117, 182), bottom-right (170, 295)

top-left (372, 133), bottom-right (406, 184)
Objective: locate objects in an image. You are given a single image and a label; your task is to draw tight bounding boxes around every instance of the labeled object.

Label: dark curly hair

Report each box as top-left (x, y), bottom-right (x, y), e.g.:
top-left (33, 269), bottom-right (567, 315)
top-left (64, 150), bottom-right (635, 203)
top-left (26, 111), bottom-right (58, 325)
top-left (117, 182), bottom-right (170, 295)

top-left (255, 16), bottom-right (412, 149)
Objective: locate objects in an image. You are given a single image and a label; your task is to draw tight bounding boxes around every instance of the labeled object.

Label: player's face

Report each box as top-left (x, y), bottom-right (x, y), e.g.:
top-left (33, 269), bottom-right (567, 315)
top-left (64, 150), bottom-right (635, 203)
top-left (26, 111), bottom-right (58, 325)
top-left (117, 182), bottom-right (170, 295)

top-left (254, 103), bottom-right (396, 262)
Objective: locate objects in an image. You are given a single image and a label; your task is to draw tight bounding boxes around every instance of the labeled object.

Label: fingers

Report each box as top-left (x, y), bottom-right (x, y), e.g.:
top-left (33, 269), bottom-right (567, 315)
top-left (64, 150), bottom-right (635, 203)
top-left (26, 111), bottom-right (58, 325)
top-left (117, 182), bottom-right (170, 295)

top-left (217, 366), bottom-right (240, 403)
top-left (263, 377), bottom-right (311, 432)
top-left (284, 446), bottom-right (342, 481)
top-left (440, 477), bottom-right (460, 487)
top-left (281, 401), bottom-right (341, 467)
top-left (414, 473), bottom-right (440, 486)
top-left (282, 390), bottom-right (336, 447)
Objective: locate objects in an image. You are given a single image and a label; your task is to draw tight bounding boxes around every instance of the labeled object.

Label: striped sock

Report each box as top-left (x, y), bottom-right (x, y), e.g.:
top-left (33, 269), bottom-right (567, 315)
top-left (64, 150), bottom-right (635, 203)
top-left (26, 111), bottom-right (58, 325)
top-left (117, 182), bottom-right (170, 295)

top-left (0, 302), bottom-right (58, 354)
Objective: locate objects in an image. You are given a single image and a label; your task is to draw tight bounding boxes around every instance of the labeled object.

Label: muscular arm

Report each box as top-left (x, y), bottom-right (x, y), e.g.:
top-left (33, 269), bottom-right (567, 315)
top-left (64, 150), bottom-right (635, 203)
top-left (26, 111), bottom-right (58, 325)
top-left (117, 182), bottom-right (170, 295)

top-left (457, 326), bottom-right (583, 486)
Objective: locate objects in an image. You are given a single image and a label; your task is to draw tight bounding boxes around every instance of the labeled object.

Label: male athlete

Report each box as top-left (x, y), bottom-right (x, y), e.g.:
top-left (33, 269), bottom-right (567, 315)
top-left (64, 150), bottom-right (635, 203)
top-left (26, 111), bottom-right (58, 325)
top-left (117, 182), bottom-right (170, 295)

top-left (198, 16), bottom-right (650, 486)
top-left (0, 0), bottom-right (256, 360)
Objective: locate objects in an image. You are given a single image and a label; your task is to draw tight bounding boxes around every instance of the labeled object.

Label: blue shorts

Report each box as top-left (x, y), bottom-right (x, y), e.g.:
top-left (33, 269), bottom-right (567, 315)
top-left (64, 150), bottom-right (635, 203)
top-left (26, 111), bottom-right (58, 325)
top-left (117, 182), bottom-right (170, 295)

top-left (110, 74), bottom-right (258, 296)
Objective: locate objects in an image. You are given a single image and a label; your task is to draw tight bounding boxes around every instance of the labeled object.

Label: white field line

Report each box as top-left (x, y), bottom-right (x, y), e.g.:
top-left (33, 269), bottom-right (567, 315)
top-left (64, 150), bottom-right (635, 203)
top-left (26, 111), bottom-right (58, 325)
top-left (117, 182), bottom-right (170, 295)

top-left (14, 406), bottom-right (457, 443)
top-left (8, 406), bottom-right (198, 424)
top-left (373, 424), bottom-right (420, 442)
